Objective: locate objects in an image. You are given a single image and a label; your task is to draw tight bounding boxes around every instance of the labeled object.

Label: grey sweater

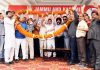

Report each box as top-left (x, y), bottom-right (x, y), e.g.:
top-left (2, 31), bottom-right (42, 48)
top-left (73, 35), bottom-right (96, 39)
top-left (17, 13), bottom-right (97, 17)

top-left (87, 20), bottom-right (100, 41)
top-left (0, 21), bottom-right (5, 35)
top-left (68, 11), bottom-right (79, 37)
top-left (27, 24), bottom-right (34, 33)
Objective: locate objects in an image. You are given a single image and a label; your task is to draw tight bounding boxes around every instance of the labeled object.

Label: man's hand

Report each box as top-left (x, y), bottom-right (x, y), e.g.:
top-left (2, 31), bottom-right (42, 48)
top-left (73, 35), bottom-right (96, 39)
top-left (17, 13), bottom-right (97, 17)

top-left (13, 15), bottom-right (18, 19)
top-left (15, 21), bottom-right (20, 25)
top-left (92, 2), bottom-right (100, 19)
top-left (93, 2), bottom-right (99, 8)
top-left (65, 8), bottom-right (69, 14)
top-left (81, 5), bottom-right (86, 14)
top-left (72, 5), bottom-right (77, 11)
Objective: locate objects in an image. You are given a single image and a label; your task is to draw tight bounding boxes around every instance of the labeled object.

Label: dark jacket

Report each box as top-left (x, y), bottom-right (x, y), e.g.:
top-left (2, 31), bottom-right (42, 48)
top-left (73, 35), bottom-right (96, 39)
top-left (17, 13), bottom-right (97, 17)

top-left (0, 21), bottom-right (5, 36)
top-left (87, 20), bottom-right (100, 41)
top-left (68, 11), bottom-right (79, 37)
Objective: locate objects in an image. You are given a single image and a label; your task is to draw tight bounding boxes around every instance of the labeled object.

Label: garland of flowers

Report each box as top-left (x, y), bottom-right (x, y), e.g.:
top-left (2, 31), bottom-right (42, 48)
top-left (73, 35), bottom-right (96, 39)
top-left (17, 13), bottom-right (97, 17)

top-left (16, 19), bottom-right (72, 38)
top-left (16, 10), bottom-right (66, 17)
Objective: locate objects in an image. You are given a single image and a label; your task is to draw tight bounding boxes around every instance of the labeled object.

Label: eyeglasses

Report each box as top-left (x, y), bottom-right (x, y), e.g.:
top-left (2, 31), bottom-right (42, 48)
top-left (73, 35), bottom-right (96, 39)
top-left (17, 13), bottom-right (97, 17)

top-left (63, 19), bottom-right (67, 20)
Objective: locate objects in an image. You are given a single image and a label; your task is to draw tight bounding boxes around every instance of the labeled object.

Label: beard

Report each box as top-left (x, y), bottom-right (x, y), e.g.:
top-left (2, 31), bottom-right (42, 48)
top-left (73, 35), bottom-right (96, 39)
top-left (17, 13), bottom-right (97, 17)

top-left (57, 22), bottom-right (61, 25)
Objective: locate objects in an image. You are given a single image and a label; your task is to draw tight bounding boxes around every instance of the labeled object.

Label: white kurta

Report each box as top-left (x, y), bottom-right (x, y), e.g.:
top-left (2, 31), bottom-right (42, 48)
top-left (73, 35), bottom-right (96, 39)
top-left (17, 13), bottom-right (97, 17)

top-left (39, 26), bottom-right (47, 40)
top-left (4, 17), bottom-right (15, 49)
top-left (45, 24), bottom-right (56, 57)
top-left (39, 26), bottom-right (47, 57)
top-left (45, 24), bottom-right (55, 39)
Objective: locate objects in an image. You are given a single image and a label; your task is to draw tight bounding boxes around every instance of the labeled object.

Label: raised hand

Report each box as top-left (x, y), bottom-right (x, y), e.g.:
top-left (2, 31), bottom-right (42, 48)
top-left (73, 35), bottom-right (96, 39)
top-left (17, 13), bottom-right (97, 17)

top-left (65, 8), bottom-right (68, 14)
top-left (92, 2), bottom-right (100, 19)
top-left (72, 5), bottom-right (77, 11)
top-left (93, 2), bottom-right (99, 8)
top-left (81, 5), bottom-right (86, 14)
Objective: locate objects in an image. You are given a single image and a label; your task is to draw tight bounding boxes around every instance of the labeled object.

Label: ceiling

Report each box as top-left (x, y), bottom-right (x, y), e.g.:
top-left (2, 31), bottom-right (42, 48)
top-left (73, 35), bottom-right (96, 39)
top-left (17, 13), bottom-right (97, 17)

top-left (0, 0), bottom-right (98, 10)
top-left (0, 0), bottom-right (93, 5)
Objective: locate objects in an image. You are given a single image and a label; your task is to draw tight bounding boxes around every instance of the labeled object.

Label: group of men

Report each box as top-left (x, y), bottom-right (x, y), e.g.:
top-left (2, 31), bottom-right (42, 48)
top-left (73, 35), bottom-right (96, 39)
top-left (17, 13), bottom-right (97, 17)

top-left (0, 4), bottom-right (100, 70)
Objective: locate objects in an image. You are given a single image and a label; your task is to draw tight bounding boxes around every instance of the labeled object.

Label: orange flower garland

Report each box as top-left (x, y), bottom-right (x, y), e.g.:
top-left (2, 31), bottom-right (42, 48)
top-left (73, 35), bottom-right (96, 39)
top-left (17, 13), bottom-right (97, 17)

top-left (16, 24), bottom-right (34, 37)
top-left (16, 10), bottom-right (66, 16)
top-left (16, 19), bottom-right (72, 38)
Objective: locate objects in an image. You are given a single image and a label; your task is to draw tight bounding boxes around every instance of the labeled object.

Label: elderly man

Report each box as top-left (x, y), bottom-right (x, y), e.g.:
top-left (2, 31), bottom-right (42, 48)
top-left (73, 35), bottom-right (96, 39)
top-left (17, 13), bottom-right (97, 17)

top-left (76, 14), bottom-right (88, 67)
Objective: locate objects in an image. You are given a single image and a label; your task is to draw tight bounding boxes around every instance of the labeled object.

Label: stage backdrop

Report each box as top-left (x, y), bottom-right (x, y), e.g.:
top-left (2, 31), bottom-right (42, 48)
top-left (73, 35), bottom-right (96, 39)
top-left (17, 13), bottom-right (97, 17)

top-left (8, 5), bottom-right (95, 12)
top-left (8, 5), bottom-right (98, 18)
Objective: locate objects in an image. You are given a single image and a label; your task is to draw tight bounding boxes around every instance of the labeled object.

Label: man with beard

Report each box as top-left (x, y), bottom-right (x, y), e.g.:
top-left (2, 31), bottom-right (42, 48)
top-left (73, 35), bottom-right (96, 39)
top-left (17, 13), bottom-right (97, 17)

top-left (4, 11), bottom-right (16, 64)
top-left (87, 3), bottom-right (100, 70)
top-left (55, 17), bottom-right (64, 57)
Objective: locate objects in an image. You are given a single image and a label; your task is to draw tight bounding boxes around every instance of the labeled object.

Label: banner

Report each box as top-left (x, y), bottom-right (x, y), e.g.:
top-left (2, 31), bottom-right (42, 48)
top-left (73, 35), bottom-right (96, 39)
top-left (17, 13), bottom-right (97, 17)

top-left (8, 5), bottom-right (98, 19)
top-left (8, 5), bottom-right (95, 13)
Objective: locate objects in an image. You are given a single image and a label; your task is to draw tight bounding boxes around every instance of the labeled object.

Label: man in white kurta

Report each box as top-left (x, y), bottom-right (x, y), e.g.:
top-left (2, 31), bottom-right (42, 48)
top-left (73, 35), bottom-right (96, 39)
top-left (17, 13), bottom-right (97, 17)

top-left (4, 11), bottom-right (15, 64)
top-left (45, 19), bottom-right (56, 57)
top-left (39, 21), bottom-right (47, 57)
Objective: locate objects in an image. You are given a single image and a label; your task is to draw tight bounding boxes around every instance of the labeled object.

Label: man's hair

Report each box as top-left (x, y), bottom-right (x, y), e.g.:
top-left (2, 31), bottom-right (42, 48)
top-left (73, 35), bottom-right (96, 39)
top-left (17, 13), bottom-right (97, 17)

top-left (56, 17), bottom-right (62, 22)
top-left (48, 18), bottom-right (52, 21)
top-left (6, 11), bottom-right (11, 15)
top-left (0, 13), bottom-right (2, 15)
top-left (84, 13), bottom-right (88, 16)
top-left (91, 10), bottom-right (98, 15)
top-left (63, 16), bottom-right (68, 18)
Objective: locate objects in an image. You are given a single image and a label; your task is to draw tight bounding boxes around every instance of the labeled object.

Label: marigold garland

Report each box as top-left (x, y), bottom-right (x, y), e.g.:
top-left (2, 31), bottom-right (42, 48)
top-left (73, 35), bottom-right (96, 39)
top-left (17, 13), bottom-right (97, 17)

top-left (16, 10), bottom-right (66, 17)
top-left (16, 19), bottom-right (72, 38)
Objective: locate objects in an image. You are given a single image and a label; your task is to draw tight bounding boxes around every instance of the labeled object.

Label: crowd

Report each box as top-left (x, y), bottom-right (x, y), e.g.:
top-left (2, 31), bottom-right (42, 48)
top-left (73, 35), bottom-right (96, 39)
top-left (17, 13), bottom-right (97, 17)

top-left (0, 3), bottom-right (100, 70)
